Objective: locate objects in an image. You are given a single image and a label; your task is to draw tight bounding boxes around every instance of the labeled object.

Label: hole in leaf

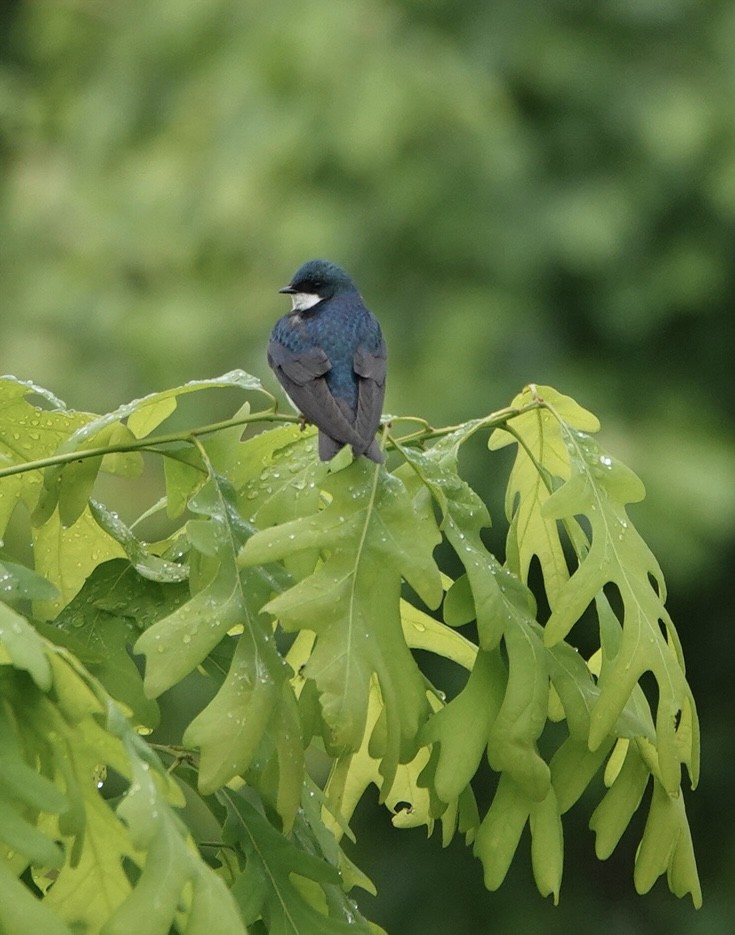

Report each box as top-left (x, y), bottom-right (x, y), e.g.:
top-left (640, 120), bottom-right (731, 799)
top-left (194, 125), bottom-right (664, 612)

top-left (557, 596), bottom-right (599, 660)
top-left (393, 801), bottom-right (413, 814)
top-left (602, 582), bottom-right (624, 624)
top-left (98, 765), bottom-right (128, 799)
top-left (413, 649), bottom-right (469, 702)
top-left (527, 555), bottom-right (550, 625)
top-left (648, 572), bottom-right (661, 597)
top-left (638, 669), bottom-right (659, 714)
top-left (674, 709), bottom-right (682, 732)
top-left (573, 513), bottom-right (592, 544)
top-left (122, 855), bottom-right (142, 886)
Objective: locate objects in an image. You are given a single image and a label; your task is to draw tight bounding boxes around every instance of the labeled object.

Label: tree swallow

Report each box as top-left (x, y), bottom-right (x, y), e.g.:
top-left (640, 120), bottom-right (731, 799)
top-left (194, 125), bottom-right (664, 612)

top-left (268, 259), bottom-right (387, 463)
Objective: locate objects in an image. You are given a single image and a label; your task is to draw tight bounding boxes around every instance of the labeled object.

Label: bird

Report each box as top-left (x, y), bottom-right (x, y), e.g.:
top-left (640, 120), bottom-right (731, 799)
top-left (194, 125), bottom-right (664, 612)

top-left (268, 259), bottom-right (387, 463)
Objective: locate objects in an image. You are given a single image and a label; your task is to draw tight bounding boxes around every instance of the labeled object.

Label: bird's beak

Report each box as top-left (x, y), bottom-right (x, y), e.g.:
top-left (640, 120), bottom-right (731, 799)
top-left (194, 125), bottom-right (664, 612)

top-left (278, 285), bottom-right (297, 294)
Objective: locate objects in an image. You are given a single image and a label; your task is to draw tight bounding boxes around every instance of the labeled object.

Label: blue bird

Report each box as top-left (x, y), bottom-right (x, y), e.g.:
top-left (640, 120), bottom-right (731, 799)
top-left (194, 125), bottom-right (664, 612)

top-left (268, 259), bottom-right (387, 463)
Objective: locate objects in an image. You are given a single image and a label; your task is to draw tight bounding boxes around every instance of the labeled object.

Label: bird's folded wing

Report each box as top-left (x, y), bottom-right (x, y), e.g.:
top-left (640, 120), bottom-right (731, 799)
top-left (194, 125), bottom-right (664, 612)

top-left (268, 338), bottom-right (364, 447)
top-left (268, 341), bottom-right (331, 385)
top-left (353, 339), bottom-right (387, 443)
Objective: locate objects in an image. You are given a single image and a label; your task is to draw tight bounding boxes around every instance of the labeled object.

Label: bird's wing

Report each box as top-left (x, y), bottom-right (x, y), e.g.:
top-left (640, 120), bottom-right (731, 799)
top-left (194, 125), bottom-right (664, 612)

top-left (353, 336), bottom-right (387, 447)
top-left (268, 338), bottom-right (364, 447)
top-left (268, 340), bottom-right (330, 386)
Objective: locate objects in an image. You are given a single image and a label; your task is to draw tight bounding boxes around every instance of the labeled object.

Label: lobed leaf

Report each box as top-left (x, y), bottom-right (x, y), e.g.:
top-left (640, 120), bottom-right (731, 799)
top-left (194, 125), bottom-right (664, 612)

top-left (48, 558), bottom-right (187, 727)
top-left (240, 458), bottom-right (442, 791)
top-left (419, 648), bottom-right (506, 804)
top-left (489, 384), bottom-right (599, 608)
top-left (88, 500), bottom-right (189, 583)
top-left (223, 786), bottom-right (374, 935)
top-left (0, 560), bottom-right (58, 604)
top-left (135, 468), bottom-right (283, 696)
top-left (32, 506), bottom-right (126, 618)
top-left (0, 858), bottom-right (73, 935)
top-left (0, 610), bottom-right (246, 934)
top-left (402, 441), bottom-right (551, 800)
top-left (0, 377), bottom-right (93, 535)
top-left (399, 437), bottom-right (537, 651)
top-left (184, 628), bottom-right (304, 823)
top-left (542, 422), bottom-right (698, 794)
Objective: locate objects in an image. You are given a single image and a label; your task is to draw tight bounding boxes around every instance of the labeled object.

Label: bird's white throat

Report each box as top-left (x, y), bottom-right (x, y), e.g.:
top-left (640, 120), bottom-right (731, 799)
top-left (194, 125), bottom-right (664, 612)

top-left (290, 292), bottom-right (321, 312)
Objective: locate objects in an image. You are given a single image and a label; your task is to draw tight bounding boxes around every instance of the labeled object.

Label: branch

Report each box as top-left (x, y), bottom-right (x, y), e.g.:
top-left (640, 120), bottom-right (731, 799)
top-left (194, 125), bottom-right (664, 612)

top-left (0, 408), bottom-right (300, 479)
top-left (0, 396), bottom-right (546, 481)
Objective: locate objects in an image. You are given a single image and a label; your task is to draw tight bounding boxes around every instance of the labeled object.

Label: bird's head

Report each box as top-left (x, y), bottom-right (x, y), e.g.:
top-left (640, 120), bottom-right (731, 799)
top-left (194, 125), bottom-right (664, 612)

top-left (279, 259), bottom-right (355, 312)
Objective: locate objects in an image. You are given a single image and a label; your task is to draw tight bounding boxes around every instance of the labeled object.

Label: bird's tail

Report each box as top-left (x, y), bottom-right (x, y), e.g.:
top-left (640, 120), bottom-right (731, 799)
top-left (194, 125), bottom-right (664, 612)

top-left (319, 431), bottom-right (384, 464)
top-left (318, 432), bottom-right (345, 461)
top-left (357, 438), bottom-right (384, 464)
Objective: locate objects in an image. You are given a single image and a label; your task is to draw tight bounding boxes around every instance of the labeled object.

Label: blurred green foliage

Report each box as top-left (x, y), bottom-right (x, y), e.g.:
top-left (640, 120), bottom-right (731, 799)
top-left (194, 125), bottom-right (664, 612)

top-left (1, 1), bottom-right (733, 932)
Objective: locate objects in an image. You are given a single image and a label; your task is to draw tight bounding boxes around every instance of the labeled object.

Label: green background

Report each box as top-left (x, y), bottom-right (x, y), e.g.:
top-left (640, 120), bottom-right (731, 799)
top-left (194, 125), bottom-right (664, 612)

top-left (1, 1), bottom-right (732, 932)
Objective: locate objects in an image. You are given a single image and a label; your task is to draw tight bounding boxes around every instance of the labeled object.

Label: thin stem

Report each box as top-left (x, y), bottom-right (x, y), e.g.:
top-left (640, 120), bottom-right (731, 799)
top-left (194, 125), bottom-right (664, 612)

top-left (0, 398), bottom-right (544, 481)
top-left (149, 743), bottom-right (197, 759)
top-left (0, 408), bottom-right (300, 480)
top-left (387, 400), bottom-right (542, 448)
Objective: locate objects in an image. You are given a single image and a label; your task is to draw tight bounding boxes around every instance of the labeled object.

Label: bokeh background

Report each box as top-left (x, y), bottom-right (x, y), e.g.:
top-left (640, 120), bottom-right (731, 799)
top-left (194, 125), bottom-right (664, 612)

top-left (1, 1), bottom-right (733, 932)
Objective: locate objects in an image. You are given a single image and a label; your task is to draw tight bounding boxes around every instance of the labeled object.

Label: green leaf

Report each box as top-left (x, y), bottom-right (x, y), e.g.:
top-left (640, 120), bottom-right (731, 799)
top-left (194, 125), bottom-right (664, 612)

top-left (100, 732), bottom-right (246, 935)
top-left (234, 424), bottom-right (326, 580)
top-left (162, 444), bottom-right (207, 518)
top-left (29, 373), bottom-right (264, 527)
top-left (550, 737), bottom-right (614, 815)
top-left (528, 785), bottom-right (564, 904)
top-left (0, 859), bottom-right (73, 935)
top-left (401, 440), bottom-right (551, 800)
top-left (323, 680), bottom-right (470, 849)
top-left (135, 467), bottom-right (284, 697)
top-left (400, 598), bottom-right (477, 671)
top-left (223, 787), bottom-right (373, 934)
top-left (298, 777), bottom-right (377, 898)
top-left (442, 573), bottom-right (475, 627)
top-left (541, 423), bottom-right (698, 794)
top-left (0, 377), bottom-right (92, 535)
top-left (88, 500), bottom-right (189, 583)
top-left (240, 459), bottom-right (442, 791)
top-left (71, 370), bottom-right (266, 446)
top-left (399, 439), bottom-right (537, 651)
top-left (633, 779), bottom-right (702, 907)
top-left (474, 773), bottom-right (564, 901)
top-left (473, 774), bottom-right (530, 891)
top-left (0, 603), bottom-right (53, 689)
top-left (184, 627), bottom-right (304, 822)
top-left (0, 374), bottom-right (704, 913)
top-left (0, 561), bottom-right (58, 604)
top-left (484, 617), bottom-right (550, 802)
top-left (489, 387), bottom-right (699, 804)
top-left (49, 559), bottom-right (187, 727)
top-left (1, 600), bottom-right (245, 934)
top-left (32, 506), bottom-right (126, 618)
top-left (0, 706), bottom-right (66, 816)
top-left (489, 384), bottom-right (599, 608)
top-left (589, 742), bottom-right (650, 860)
top-left (32, 423), bottom-right (143, 530)
top-left (41, 774), bottom-right (136, 927)
top-left (420, 649), bottom-right (505, 804)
